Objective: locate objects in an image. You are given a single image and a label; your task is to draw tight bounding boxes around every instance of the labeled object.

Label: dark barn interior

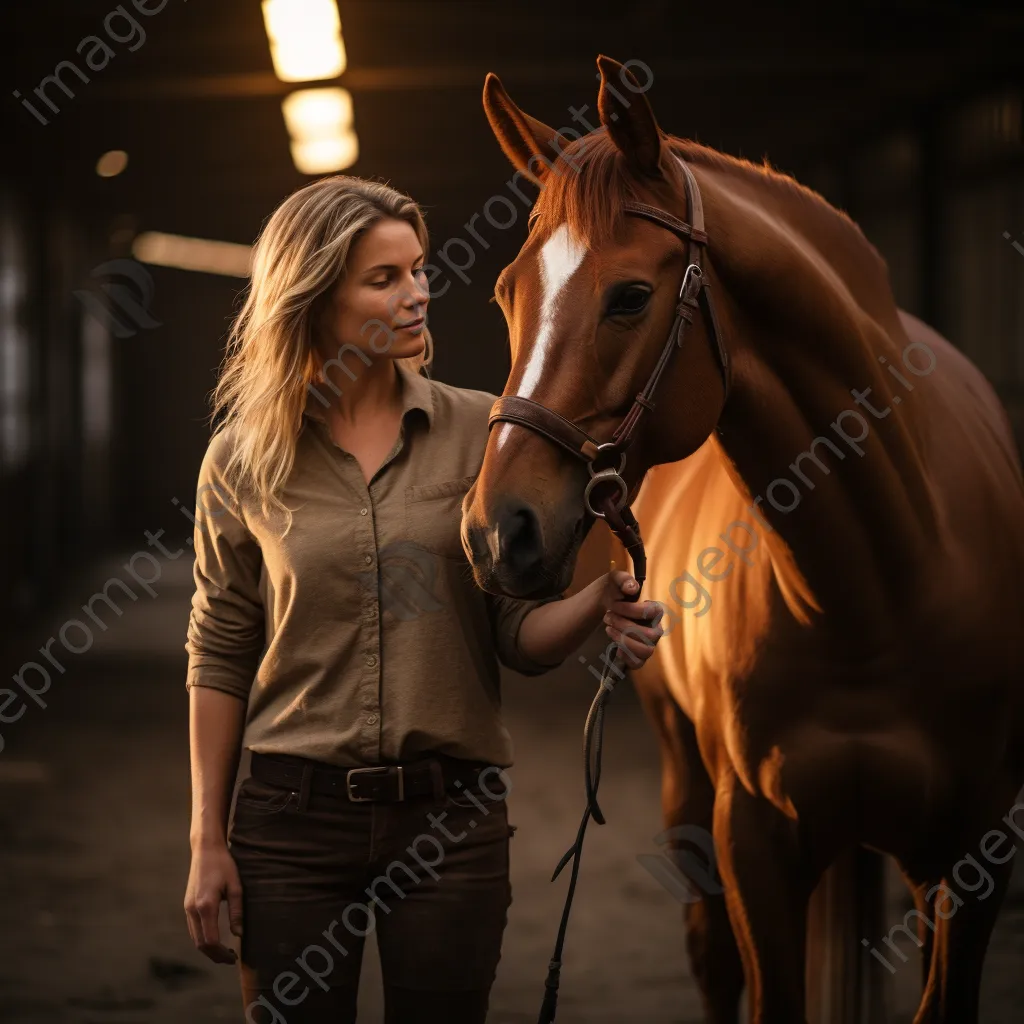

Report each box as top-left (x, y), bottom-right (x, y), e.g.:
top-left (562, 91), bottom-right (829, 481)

top-left (1, 1), bottom-right (1022, 1021)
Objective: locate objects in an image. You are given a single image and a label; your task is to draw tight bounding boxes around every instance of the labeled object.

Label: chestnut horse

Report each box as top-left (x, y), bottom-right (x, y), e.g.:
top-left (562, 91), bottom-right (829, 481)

top-left (462, 56), bottom-right (1024, 1024)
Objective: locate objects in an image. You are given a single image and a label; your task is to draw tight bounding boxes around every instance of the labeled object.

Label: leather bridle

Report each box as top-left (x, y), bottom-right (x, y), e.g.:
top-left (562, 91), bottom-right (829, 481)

top-left (486, 156), bottom-right (729, 592)
top-left (483, 155), bottom-right (730, 1024)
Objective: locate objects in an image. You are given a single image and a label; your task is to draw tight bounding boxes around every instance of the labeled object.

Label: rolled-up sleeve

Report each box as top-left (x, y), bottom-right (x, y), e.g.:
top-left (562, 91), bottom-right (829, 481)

top-left (184, 432), bottom-right (265, 702)
top-left (485, 592), bottom-right (566, 676)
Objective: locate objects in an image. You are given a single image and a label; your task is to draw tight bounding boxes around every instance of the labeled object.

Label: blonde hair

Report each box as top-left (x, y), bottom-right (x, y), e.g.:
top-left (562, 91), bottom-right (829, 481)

top-left (209, 176), bottom-right (434, 534)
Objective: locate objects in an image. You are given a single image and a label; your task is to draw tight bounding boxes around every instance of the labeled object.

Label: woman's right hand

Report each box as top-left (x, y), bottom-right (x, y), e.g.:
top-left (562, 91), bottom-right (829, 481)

top-left (184, 841), bottom-right (244, 964)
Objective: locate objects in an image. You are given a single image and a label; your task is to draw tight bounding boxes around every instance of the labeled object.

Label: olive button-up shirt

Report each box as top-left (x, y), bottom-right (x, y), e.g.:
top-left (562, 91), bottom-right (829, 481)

top-left (184, 360), bottom-right (562, 769)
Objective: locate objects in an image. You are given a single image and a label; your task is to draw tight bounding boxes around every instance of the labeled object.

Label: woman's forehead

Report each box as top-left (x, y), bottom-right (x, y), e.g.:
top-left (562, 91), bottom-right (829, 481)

top-left (351, 219), bottom-right (421, 268)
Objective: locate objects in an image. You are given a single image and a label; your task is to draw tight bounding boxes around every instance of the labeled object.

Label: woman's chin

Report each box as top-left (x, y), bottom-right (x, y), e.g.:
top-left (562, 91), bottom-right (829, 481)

top-left (390, 333), bottom-right (427, 360)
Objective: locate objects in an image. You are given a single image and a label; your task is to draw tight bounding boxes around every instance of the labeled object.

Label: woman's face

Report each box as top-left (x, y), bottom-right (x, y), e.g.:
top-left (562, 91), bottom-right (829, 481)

top-left (316, 217), bottom-right (430, 367)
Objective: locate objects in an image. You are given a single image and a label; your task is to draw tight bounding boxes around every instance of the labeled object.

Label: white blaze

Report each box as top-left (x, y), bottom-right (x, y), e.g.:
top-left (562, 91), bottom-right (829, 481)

top-left (496, 222), bottom-right (586, 452)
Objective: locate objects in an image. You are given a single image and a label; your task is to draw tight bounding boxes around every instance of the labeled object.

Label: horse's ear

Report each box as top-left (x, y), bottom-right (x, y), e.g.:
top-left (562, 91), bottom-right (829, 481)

top-left (483, 72), bottom-right (567, 186)
top-left (596, 55), bottom-right (663, 178)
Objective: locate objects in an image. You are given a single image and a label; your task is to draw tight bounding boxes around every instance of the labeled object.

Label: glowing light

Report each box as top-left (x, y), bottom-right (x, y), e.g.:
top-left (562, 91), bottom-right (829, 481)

top-left (261, 0), bottom-right (346, 82)
top-left (282, 87), bottom-right (358, 173)
top-left (282, 87), bottom-right (353, 136)
top-left (131, 232), bottom-right (253, 278)
top-left (96, 150), bottom-right (129, 177)
top-left (290, 131), bottom-right (359, 174)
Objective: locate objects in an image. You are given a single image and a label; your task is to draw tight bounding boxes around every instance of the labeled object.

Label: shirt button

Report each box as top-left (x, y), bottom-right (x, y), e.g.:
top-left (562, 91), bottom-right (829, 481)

top-left (364, 554), bottom-right (373, 565)
top-left (365, 654), bottom-right (378, 667)
top-left (359, 508), bottom-right (368, 516)
top-left (366, 714), bottom-right (378, 725)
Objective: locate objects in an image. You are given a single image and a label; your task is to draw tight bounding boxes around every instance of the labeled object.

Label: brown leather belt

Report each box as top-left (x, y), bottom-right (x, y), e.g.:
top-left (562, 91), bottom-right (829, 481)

top-left (249, 751), bottom-right (499, 803)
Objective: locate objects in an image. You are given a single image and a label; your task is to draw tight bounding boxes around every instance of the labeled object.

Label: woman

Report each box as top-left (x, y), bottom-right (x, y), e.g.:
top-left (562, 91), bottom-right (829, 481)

top-left (182, 176), bottom-right (664, 1024)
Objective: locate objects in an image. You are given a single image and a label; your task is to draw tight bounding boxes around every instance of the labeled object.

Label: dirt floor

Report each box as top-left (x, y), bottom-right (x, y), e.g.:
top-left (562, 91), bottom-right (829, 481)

top-left (0, 554), bottom-right (1021, 1023)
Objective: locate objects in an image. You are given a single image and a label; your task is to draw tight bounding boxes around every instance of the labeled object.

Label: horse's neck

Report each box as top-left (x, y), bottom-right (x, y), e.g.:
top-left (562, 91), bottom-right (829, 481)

top-left (698, 159), bottom-right (938, 641)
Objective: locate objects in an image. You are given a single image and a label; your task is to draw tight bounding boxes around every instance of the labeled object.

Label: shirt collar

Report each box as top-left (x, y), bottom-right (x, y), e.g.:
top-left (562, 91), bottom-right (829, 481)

top-left (303, 359), bottom-right (434, 430)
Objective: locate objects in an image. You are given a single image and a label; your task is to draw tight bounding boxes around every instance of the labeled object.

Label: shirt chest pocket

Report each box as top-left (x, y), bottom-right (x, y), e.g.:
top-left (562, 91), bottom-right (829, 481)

top-left (404, 474), bottom-right (477, 561)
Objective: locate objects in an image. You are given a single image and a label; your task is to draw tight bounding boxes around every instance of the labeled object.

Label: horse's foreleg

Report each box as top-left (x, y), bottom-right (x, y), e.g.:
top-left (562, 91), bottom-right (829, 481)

top-left (635, 678), bottom-right (743, 1024)
top-left (909, 787), bottom-right (1020, 1024)
top-left (898, 870), bottom-right (938, 995)
top-left (911, 859), bottom-right (1013, 1024)
top-left (714, 769), bottom-right (812, 1024)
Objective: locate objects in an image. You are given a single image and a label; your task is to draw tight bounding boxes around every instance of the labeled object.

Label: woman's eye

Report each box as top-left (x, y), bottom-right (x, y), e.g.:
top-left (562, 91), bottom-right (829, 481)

top-left (606, 286), bottom-right (651, 316)
top-left (370, 268), bottom-right (425, 289)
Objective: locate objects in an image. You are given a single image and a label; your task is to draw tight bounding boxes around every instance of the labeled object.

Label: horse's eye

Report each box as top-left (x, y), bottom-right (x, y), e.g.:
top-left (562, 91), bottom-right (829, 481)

top-left (606, 285), bottom-right (651, 317)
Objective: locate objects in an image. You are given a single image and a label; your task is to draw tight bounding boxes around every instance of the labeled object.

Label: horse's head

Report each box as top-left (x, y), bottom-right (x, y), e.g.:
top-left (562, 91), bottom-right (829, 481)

top-left (464, 56), bottom-right (730, 598)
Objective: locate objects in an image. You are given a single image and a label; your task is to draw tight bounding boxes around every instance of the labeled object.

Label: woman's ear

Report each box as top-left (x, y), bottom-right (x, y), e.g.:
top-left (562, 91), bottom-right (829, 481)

top-left (483, 72), bottom-right (573, 186)
top-left (596, 54), bottom-right (664, 178)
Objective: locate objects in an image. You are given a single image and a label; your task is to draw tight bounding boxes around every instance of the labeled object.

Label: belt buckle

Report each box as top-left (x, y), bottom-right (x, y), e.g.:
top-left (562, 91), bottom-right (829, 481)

top-left (346, 766), bottom-right (404, 802)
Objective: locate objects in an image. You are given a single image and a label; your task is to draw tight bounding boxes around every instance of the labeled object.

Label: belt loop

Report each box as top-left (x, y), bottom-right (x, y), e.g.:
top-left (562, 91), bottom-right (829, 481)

top-left (297, 763), bottom-right (313, 811)
top-left (429, 760), bottom-right (445, 801)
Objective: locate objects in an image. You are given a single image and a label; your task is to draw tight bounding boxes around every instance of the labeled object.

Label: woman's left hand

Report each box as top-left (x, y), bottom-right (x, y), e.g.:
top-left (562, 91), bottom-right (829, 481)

top-left (600, 569), bottom-right (666, 667)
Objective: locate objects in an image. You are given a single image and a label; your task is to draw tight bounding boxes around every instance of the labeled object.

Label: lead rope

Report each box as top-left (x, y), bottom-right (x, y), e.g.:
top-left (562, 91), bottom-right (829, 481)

top-left (537, 643), bottom-right (621, 1024)
top-left (538, 498), bottom-right (645, 1024)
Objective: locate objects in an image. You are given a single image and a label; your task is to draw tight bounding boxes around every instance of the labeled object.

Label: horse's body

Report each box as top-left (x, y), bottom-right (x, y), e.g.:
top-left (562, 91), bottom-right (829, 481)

top-left (638, 307), bottom-right (1024, 869)
top-left (633, 305), bottom-right (1024, 1014)
top-left (465, 56), bottom-right (1024, 1023)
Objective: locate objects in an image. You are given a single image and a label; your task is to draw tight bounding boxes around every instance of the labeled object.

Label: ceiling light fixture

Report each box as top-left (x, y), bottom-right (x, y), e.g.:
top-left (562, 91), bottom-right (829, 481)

top-left (281, 87), bottom-right (359, 173)
top-left (131, 231), bottom-right (253, 278)
top-left (261, 0), bottom-right (346, 83)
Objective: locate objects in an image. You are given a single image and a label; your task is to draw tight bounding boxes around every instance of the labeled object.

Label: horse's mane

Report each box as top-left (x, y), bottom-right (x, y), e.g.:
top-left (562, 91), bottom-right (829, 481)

top-left (533, 127), bottom-right (886, 278)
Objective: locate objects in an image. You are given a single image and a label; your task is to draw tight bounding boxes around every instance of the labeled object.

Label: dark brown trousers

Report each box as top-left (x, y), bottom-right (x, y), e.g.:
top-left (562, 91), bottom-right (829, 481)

top-left (228, 756), bottom-right (514, 1024)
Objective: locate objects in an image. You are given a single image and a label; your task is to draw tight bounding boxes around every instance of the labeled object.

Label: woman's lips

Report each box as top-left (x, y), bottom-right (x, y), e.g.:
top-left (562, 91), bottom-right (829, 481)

top-left (395, 317), bottom-right (425, 331)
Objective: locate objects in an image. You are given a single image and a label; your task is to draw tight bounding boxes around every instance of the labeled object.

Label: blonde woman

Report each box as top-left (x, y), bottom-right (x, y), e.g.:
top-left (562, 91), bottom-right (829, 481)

top-left (182, 176), bottom-right (665, 1024)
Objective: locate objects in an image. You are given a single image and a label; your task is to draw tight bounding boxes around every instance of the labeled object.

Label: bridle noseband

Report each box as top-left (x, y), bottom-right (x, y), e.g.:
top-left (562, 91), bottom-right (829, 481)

top-left (486, 157), bottom-right (729, 591)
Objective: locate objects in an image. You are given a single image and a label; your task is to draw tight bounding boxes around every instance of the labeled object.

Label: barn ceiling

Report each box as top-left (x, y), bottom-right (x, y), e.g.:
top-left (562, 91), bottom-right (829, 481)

top-left (4, 0), bottom-right (1022, 248)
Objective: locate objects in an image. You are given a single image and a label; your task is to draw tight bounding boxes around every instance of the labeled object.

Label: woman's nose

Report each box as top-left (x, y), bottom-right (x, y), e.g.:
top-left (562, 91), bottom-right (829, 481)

top-left (407, 280), bottom-right (429, 305)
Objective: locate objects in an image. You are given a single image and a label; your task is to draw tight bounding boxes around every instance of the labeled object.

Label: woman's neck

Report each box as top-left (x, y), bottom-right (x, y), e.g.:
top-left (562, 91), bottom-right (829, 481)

top-left (318, 356), bottom-right (402, 427)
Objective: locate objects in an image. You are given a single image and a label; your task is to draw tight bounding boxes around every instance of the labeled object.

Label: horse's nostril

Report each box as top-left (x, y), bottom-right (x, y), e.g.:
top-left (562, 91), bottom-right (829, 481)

top-left (496, 502), bottom-right (543, 574)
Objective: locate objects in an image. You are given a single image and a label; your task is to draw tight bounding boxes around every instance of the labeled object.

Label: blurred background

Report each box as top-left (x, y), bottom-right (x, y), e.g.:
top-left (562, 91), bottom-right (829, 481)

top-left (0, 1), bottom-right (1022, 1022)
